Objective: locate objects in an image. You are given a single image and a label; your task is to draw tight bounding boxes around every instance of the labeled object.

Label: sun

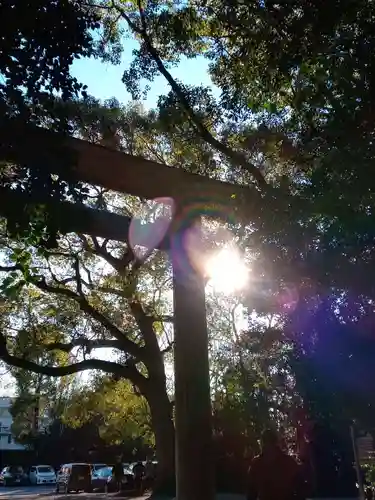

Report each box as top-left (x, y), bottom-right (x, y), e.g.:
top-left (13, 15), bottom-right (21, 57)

top-left (205, 247), bottom-right (249, 294)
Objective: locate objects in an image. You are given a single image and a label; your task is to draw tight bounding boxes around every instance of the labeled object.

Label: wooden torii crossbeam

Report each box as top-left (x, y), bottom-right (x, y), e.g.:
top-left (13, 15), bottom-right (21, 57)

top-left (0, 121), bottom-right (259, 500)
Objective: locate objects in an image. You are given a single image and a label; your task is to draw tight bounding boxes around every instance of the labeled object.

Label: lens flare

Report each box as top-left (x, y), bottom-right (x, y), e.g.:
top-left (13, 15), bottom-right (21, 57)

top-left (205, 247), bottom-right (249, 294)
top-left (128, 197), bottom-right (174, 259)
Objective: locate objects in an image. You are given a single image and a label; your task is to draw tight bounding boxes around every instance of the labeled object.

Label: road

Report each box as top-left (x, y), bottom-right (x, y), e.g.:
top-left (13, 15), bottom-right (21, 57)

top-left (0, 485), bottom-right (116, 499)
top-left (0, 489), bottom-right (246, 500)
top-left (0, 485), bottom-right (53, 498)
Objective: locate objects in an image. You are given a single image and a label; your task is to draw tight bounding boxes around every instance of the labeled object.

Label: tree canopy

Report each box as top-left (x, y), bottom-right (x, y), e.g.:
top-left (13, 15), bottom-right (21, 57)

top-left (0, 0), bottom-right (100, 121)
top-left (1, 1), bottom-right (375, 497)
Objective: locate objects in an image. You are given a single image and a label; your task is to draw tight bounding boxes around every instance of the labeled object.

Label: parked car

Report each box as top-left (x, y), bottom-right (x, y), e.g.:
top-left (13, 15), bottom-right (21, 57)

top-left (90, 463), bottom-right (108, 486)
top-left (91, 466), bottom-right (134, 492)
top-left (91, 466), bottom-right (112, 491)
top-left (0, 466), bottom-right (28, 486)
top-left (29, 465), bottom-right (56, 485)
top-left (90, 463), bottom-right (107, 474)
top-left (55, 463), bottom-right (92, 494)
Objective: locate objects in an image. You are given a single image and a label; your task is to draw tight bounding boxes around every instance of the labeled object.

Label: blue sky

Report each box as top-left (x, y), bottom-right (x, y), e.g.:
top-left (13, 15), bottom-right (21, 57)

top-left (71, 38), bottom-right (219, 107)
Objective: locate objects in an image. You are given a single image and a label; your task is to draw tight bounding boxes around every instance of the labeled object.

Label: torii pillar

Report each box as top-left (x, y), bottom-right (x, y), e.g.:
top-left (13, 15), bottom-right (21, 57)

top-left (171, 207), bottom-right (214, 500)
top-left (0, 188), bottom-right (215, 500)
top-left (0, 122), bottom-right (260, 500)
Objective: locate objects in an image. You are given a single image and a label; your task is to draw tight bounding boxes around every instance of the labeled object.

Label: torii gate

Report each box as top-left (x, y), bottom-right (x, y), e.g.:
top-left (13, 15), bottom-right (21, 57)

top-left (0, 121), bottom-right (260, 500)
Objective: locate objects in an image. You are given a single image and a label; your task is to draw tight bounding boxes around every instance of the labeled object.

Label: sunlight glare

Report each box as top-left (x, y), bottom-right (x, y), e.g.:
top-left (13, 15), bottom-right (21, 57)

top-left (205, 247), bottom-right (249, 294)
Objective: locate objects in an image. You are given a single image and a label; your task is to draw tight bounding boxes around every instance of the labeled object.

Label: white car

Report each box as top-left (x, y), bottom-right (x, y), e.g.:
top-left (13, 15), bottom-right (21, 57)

top-left (29, 465), bottom-right (56, 485)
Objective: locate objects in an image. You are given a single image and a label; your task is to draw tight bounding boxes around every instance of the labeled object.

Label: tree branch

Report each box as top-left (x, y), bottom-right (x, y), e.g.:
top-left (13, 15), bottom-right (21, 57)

top-left (112, 1), bottom-right (142, 34)
top-left (0, 265), bottom-right (21, 272)
top-left (0, 332), bottom-right (149, 394)
top-left (89, 238), bottom-right (134, 275)
top-left (0, 265), bottom-right (144, 361)
top-left (114, 2), bottom-right (268, 189)
top-left (73, 257), bottom-right (84, 297)
top-left (137, 0), bottom-right (147, 32)
top-left (129, 300), bottom-right (160, 350)
top-left (45, 338), bottom-right (122, 353)
top-left (35, 277), bottom-right (144, 360)
top-left (161, 342), bottom-right (174, 355)
top-left (160, 315), bottom-right (174, 323)
top-left (0, 332), bottom-right (145, 385)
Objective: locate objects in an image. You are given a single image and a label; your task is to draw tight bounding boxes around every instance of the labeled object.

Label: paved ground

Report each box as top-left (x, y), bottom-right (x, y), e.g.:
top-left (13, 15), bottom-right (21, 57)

top-left (0, 485), bottom-right (120, 499)
top-left (0, 485), bottom-right (53, 498)
top-left (0, 488), bottom-right (249, 500)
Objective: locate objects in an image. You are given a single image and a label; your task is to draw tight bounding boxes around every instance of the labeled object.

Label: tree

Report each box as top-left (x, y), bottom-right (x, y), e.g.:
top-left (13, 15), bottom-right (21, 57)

top-left (208, 291), bottom-right (299, 474)
top-left (10, 374), bottom-right (155, 466)
top-left (0, 1), bottom-right (126, 252)
top-left (0, 0), bottom-right (101, 251)
top-left (0, 235), bottom-right (175, 486)
top-left (284, 293), bottom-right (375, 498)
top-left (240, 260), bottom-right (375, 496)
top-left (0, 96), bottom-right (272, 490)
top-left (15, 416), bottom-right (108, 466)
top-left (63, 375), bottom-right (154, 451)
top-left (3, 2), bottom-right (375, 496)
top-left (1, 289), bottom-right (79, 449)
top-left (0, 0), bottom-right (99, 119)
top-left (0, 99), bottom-right (187, 487)
top-left (78, 0), bottom-right (375, 295)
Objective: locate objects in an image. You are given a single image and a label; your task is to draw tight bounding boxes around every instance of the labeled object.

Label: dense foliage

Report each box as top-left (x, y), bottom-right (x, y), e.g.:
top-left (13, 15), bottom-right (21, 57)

top-left (0, 0), bottom-right (98, 120)
top-left (63, 375), bottom-right (154, 447)
top-left (2, 1), bottom-right (375, 497)
top-left (0, 1), bottom-right (102, 249)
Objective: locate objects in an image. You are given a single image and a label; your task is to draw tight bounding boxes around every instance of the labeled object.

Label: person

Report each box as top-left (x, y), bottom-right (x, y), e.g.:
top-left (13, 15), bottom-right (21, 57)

top-left (112, 459), bottom-right (124, 493)
top-left (366, 486), bottom-right (374, 500)
top-left (143, 457), bottom-right (155, 492)
top-left (133, 461), bottom-right (146, 495)
top-left (247, 429), bottom-right (304, 500)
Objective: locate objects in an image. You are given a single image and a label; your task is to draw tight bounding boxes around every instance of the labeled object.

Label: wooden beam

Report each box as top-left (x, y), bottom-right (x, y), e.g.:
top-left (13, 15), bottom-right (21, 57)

top-left (0, 187), bottom-right (173, 250)
top-left (0, 120), bottom-right (262, 222)
top-left (0, 188), bottom-right (130, 243)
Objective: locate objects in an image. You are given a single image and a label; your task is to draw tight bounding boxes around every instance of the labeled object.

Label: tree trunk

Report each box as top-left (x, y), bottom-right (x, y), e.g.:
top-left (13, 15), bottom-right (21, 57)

top-left (132, 300), bottom-right (176, 494)
top-left (131, 300), bottom-right (176, 494)
top-left (148, 387), bottom-right (175, 495)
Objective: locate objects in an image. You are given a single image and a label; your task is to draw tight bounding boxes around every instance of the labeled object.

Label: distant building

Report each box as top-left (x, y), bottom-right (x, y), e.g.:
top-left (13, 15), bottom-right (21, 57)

top-left (0, 397), bottom-right (25, 451)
